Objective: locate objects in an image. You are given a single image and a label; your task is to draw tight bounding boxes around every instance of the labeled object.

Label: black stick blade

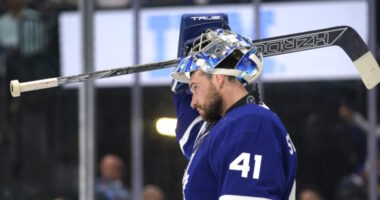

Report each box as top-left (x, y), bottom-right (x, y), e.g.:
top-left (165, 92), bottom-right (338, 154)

top-left (252, 26), bottom-right (380, 89)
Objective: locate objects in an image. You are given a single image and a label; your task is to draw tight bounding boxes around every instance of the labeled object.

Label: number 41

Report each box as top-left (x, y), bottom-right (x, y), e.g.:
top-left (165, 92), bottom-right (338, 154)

top-left (229, 153), bottom-right (262, 179)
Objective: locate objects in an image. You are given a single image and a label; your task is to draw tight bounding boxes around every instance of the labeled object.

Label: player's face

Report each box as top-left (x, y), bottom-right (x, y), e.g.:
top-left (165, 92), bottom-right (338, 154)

top-left (189, 70), bottom-right (222, 122)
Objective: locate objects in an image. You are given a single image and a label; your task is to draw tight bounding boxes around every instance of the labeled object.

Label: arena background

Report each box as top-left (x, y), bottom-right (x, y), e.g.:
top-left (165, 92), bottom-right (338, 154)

top-left (0, 0), bottom-right (379, 199)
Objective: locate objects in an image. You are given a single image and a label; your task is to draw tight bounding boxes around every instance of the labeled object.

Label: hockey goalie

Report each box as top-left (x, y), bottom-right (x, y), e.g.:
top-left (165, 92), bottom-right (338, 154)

top-left (170, 13), bottom-right (297, 200)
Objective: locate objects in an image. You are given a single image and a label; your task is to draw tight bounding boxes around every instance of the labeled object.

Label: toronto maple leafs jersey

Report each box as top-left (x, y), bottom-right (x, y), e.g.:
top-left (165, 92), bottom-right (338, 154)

top-left (173, 88), bottom-right (297, 200)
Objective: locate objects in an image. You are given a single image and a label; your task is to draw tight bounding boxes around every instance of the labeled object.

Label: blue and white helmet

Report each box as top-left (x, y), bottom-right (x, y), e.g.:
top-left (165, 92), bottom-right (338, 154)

top-left (171, 29), bottom-right (263, 84)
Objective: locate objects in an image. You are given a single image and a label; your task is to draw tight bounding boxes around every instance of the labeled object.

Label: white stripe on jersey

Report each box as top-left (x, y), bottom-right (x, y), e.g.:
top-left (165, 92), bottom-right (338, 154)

top-left (219, 180), bottom-right (296, 200)
top-left (289, 180), bottom-right (296, 200)
top-left (171, 80), bottom-right (178, 92)
top-left (219, 195), bottom-right (271, 200)
top-left (179, 116), bottom-right (202, 154)
top-left (259, 102), bottom-right (270, 110)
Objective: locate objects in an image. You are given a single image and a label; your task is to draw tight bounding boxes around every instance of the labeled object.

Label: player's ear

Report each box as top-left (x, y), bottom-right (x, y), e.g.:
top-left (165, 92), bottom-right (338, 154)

top-left (212, 74), bottom-right (225, 89)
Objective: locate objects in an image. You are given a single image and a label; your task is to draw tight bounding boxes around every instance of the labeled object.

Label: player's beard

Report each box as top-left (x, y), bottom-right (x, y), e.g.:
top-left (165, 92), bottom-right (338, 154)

top-left (199, 84), bottom-right (222, 122)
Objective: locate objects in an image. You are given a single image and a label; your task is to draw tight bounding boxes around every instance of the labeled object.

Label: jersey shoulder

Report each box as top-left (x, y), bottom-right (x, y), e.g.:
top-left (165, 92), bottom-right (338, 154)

top-left (207, 103), bottom-right (289, 158)
top-left (218, 103), bottom-right (286, 134)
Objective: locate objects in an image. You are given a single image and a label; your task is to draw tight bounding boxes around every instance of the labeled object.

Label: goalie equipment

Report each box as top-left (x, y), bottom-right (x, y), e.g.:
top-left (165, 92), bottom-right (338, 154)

top-left (171, 29), bottom-right (263, 85)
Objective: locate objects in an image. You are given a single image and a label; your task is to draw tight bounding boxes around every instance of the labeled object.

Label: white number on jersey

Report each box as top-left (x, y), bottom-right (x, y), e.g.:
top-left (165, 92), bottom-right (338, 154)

top-left (286, 134), bottom-right (296, 155)
top-left (229, 153), bottom-right (262, 179)
top-left (253, 154), bottom-right (262, 179)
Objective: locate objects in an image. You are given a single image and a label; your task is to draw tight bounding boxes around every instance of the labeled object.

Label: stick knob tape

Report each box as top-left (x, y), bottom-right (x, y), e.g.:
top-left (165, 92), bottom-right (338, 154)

top-left (10, 78), bottom-right (59, 97)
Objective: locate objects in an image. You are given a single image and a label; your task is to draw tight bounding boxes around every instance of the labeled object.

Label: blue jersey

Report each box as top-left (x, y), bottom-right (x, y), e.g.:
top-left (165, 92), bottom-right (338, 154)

top-left (173, 90), bottom-right (297, 200)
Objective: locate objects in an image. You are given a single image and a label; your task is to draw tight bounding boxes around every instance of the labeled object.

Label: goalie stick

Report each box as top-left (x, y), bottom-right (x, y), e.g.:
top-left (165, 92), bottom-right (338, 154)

top-left (10, 25), bottom-right (380, 97)
top-left (10, 59), bottom-right (180, 97)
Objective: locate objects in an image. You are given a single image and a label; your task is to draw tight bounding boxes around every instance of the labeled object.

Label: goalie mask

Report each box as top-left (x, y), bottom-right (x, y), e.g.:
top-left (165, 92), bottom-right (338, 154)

top-left (171, 29), bottom-right (263, 84)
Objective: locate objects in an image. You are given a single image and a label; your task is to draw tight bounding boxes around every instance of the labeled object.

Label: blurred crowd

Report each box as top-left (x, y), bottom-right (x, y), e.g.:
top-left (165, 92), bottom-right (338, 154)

top-left (297, 102), bottom-right (380, 200)
top-left (95, 154), bottom-right (165, 200)
top-left (53, 154), bottom-right (166, 200)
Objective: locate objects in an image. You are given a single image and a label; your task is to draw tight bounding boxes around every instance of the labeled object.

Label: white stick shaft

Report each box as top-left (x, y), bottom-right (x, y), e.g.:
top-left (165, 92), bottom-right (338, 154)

top-left (10, 78), bottom-right (58, 97)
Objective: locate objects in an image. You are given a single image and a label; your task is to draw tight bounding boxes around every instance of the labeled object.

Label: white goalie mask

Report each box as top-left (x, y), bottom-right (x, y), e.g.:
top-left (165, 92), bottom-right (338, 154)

top-left (171, 29), bottom-right (263, 84)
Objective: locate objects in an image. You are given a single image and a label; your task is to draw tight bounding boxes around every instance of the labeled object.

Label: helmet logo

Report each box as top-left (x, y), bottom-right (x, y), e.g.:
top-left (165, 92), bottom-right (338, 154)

top-left (190, 16), bottom-right (222, 21)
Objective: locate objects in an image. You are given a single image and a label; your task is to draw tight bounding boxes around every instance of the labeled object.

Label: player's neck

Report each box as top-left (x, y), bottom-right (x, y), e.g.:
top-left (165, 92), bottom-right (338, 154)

top-left (220, 84), bottom-right (248, 116)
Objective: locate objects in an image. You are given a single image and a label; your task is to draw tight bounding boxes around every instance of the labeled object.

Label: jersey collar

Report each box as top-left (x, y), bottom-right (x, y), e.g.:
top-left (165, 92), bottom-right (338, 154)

top-left (225, 92), bottom-right (257, 115)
